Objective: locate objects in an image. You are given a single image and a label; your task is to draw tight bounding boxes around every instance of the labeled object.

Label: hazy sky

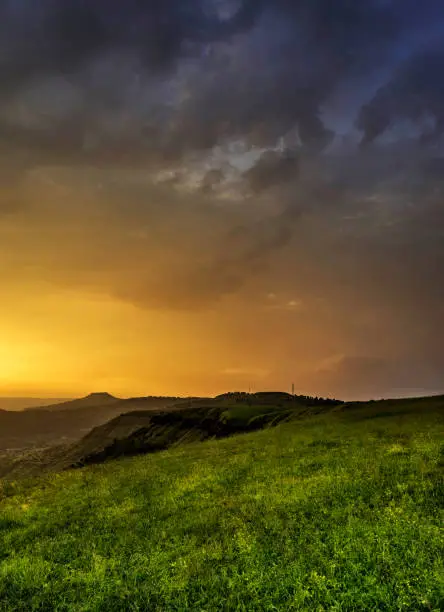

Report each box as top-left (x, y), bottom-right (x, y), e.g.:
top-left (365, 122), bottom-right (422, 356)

top-left (1, 0), bottom-right (444, 400)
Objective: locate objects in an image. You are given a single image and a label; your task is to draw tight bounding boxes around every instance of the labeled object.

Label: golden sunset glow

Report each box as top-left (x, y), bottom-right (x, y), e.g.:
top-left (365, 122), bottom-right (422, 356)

top-left (0, 152), bottom-right (441, 402)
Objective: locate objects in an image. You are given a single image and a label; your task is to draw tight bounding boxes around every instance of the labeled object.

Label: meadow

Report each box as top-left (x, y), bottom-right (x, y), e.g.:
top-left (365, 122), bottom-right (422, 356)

top-left (0, 398), bottom-right (443, 611)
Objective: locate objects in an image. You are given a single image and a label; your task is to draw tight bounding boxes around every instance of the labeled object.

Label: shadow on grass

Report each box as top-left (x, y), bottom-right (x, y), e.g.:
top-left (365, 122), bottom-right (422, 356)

top-left (0, 517), bottom-right (22, 531)
top-left (307, 440), bottom-right (342, 449)
top-left (352, 409), bottom-right (412, 421)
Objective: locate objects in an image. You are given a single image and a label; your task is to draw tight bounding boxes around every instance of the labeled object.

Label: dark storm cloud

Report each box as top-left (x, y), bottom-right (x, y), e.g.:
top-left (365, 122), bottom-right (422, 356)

top-left (0, 0), bottom-right (394, 81)
top-left (243, 150), bottom-right (300, 194)
top-left (0, 0), bottom-right (259, 96)
top-left (165, 0), bottom-right (401, 154)
top-left (1, 2), bottom-right (443, 309)
top-left (313, 354), bottom-right (444, 400)
top-left (357, 45), bottom-right (444, 146)
top-left (3, 1), bottom-right (444, 169)
top-left (0, 0), bottom-right (413, 168)
top-left (0, 1), bottom-right (265, 171)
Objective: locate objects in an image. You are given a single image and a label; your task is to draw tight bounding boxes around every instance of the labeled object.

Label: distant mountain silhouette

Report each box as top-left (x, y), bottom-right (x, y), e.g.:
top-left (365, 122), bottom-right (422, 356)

top-left (25, 392), bottom-right (121, 412)
top-left (0, 393), bottom-right (188, 451)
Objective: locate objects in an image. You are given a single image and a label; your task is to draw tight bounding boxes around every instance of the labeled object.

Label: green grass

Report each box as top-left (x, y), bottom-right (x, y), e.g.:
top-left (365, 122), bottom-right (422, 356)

top-left (0, 402), bottom-right (443, 611)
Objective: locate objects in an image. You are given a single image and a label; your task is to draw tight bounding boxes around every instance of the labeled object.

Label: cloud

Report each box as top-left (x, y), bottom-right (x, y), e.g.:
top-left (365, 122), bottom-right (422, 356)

top-left (0, 0), bottom-right (411, 173)
top-left (220, 367), bottom-right (270, 378)
top-left (243, 149), bottom-right (300, 194)
top-left (3, 132), bottom-right (444, 316)
top-left (312, 354), bottom-right (444, 400)
top-left (357, 44), bottom-right (444, 146)
top-left (0, 1), bottom-right (262, 96)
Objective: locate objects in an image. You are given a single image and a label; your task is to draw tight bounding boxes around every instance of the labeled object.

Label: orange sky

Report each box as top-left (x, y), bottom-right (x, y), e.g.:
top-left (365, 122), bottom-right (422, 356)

top-left (0, 161), bottom-right (443, 402)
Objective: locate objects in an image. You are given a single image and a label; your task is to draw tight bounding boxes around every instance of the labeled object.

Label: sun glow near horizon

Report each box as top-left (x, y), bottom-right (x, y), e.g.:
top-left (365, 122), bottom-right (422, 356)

top-left (0, 286), bottom-right (281, 398)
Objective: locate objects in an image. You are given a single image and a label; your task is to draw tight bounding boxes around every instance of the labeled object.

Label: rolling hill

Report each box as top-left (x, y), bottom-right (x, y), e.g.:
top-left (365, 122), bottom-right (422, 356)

top-left (0, 393), bottom-right (187, 452)
top-left (23, 392), bottom-right (120, 412)
top-left (2, 392), bottom-right (442, 481)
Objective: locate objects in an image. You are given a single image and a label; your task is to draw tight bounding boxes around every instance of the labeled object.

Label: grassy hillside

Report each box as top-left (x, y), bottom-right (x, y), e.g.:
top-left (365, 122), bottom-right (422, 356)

top-left (67, 394), bottom-right (342, 467)
top-left (0, 393), bottom-right (342, 478)
top-left (0, 396), bottom-right (442, 611)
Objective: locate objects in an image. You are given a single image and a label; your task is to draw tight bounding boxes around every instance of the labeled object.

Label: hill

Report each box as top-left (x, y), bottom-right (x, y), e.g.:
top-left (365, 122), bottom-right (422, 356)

top-left (23, 392), bottom-right (120, 412)
top-left (0, 393), bottom-right (343, 478)
top-left (215, 391), bottom-right (339, 406)
top-left (0, 393), bottom-right (187, 452)
top-left (1, 393), bottom-right (442, 481)
top-left (0, 394), bottom-right (442, 610)
top-left (72, 396), bottom-right (345, 468)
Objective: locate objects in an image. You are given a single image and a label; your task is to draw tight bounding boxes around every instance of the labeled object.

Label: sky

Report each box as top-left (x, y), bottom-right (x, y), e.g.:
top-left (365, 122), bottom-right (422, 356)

top-left (1, 0), bottom-right (444, 400)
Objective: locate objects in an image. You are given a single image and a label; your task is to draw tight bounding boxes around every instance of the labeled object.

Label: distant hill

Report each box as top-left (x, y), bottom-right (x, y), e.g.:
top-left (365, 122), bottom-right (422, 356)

top-left (215, 391), bottom-right (341, 406)
top-left (0, 397), bottom-right (72, 412)
top-left (24, 392), bottom-right (121, 412)
top-left (0, 393), bottom-right (188, 451)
